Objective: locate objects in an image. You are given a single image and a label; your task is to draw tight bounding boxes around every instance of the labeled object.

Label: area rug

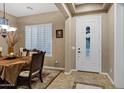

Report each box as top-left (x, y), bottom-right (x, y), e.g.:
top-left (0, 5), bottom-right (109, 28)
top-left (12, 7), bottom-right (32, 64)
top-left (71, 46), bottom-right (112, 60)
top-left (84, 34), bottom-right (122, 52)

top-left (72, 71), bottom-right (114, 89)
top-left (75, 83), bottom-right (102, 89)
top-left (17, 69), bottom-right (62, 89)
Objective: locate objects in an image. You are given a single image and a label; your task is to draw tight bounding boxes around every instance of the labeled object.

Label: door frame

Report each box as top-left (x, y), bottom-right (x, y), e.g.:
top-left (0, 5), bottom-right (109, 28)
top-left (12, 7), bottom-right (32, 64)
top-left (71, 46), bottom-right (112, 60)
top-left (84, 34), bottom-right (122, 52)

top-left (76, 15), bottom-right (102, 73)
top-left (114, 3), bottom-right (124, 88)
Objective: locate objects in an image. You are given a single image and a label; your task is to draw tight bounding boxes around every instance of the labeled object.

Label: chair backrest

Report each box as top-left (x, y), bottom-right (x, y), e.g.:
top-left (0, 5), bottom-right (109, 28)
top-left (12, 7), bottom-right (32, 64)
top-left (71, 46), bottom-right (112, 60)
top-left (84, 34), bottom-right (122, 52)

top-left (29, 52), bottom-right (45, 77)
top-left (32, 49), bottom-right (40, 52)
top-left (23, 48), bottom-right (29, 56)
top-left (39, 51), bottom-right (46, 71)
top-left (29, 49), bottom-right (40, 56)
top-left (29, 52), bottom-right (38, 56)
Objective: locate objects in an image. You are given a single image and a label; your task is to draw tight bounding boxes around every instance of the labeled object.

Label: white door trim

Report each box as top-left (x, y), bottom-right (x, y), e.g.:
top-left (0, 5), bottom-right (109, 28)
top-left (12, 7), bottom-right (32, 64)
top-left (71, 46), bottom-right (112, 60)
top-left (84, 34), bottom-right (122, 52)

top-left (76, 15), bottom-right (102, 73)
top-left (114, 3), bottom-right (117, 87)
top-left (114, 3), bottom-right (124, 88)
top-left (99, 15), bottom-right (102, 73)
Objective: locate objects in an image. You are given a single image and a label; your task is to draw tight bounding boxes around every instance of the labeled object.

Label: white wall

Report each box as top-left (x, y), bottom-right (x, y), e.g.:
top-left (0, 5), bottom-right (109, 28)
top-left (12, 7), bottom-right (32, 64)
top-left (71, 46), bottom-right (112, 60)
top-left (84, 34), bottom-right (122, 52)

top-left (114, 3), bottom-right (124, 88)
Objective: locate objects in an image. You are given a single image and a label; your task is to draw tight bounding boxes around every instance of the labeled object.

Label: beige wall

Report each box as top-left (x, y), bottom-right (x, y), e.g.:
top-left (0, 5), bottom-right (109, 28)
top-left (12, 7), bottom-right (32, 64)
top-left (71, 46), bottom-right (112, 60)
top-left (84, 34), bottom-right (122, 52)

top-left (107, 5), bottom-right (114, 80)
top-left (16, 11), bottom-right (65, 68)
top-left (101, 13), bottom-right (110, 73)
top-left (0, 11), bottom-right (17, 56)
top-left (65, 17), bottom-right (75, 72)
top-left (0, 5), bottom-right (114, 77)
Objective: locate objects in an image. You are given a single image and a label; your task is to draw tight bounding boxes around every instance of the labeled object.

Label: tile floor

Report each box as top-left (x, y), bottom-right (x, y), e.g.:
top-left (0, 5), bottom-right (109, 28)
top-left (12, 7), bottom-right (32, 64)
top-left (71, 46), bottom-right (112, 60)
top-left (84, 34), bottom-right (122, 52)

top-left (47, 71), bottom-right (114, 89)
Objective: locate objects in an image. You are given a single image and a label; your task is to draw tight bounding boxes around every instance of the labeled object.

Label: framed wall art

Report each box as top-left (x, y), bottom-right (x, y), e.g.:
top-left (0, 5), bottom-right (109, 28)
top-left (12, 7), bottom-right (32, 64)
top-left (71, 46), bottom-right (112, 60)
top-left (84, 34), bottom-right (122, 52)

top-left (56, 29), bottom-right (63, 38)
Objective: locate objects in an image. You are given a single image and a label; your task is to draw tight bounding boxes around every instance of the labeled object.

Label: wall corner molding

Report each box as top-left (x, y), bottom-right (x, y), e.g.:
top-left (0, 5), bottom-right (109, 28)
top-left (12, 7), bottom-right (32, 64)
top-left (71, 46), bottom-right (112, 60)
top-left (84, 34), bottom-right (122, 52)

top-left (100, 72), bottom-right (114, 85)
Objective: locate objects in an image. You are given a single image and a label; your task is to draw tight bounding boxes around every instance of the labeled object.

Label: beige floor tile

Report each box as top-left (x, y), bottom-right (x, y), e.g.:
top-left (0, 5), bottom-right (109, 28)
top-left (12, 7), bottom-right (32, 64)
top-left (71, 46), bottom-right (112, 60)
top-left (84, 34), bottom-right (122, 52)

top-left (47, 72), bottom-right (74, 89)
top-left (47, 71), bottom-right (114, 89)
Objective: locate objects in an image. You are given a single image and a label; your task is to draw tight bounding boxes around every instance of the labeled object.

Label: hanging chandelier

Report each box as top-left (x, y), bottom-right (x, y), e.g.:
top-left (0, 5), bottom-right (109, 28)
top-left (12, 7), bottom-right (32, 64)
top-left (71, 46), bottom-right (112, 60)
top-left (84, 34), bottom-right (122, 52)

top-left (0, 3), bottom-right (17, 38)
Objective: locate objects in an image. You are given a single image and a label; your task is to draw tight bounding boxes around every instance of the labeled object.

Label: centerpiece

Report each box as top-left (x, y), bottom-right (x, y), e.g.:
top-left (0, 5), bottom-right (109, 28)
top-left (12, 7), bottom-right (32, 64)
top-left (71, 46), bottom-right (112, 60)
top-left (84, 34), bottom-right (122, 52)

top-left (6, 31), bottom-right (18, 55)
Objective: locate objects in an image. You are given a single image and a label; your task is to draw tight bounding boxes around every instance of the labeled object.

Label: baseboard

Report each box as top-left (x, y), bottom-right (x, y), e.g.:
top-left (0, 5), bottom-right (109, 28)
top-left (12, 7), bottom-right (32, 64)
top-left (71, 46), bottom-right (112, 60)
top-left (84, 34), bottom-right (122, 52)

top-left (71, 69), bottom-right (78, 72)
top-left (43, 67), bottom-right (77, 75)
top-left (43, 66), bottom-right (64, 70)
top-left (64, 69), bottom-right (77, 75)
top-left (64, 71), bottom-right (72, 75)
top-left (100, 72), bottom-right (114, 85)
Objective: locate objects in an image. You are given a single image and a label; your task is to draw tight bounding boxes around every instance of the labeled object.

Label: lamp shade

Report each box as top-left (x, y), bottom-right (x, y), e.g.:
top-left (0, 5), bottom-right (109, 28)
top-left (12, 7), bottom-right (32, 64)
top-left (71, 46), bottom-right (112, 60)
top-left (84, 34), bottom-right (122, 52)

top-left (0, 18), bottom-right (9, 30)
top-left (0, 24), bottom-right (9, 30)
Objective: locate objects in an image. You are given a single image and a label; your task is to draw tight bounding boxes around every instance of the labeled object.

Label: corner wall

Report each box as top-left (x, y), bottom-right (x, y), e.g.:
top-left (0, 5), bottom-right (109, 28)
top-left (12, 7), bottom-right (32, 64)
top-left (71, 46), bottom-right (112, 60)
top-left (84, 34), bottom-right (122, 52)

top-left (107, 5), bottom-right (115, 80)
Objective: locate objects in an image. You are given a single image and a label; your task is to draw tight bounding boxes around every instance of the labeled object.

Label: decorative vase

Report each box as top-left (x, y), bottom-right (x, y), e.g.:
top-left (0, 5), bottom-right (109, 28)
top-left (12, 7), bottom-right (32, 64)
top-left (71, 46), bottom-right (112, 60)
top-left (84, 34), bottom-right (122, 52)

top-left (8, 46), bottom-right (14, 54)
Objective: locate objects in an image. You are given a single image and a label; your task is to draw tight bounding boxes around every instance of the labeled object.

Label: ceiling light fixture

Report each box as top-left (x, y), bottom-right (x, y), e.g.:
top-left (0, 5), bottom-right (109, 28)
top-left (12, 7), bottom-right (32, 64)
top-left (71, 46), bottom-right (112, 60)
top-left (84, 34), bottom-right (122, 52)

top-left (0, 3), bottom-right (17, 38)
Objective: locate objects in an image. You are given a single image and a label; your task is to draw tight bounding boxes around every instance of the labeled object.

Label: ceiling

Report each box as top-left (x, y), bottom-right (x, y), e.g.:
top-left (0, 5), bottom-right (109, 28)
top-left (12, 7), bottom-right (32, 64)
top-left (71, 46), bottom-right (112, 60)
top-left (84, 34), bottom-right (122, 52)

top-left (0, 3), bottom-right (58, 17)
top-left (56, 3), bottom-right (112, 18)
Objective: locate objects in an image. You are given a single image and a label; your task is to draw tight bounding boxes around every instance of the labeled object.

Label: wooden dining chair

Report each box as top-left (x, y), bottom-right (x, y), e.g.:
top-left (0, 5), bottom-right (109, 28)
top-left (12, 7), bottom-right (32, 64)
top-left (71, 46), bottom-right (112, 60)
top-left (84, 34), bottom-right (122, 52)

top-left (29, 49), bottom-right (40, 56)
top-left (17, 51), bottom-right (45, 88)
top-left (20, 48), bottom-right (30, 57)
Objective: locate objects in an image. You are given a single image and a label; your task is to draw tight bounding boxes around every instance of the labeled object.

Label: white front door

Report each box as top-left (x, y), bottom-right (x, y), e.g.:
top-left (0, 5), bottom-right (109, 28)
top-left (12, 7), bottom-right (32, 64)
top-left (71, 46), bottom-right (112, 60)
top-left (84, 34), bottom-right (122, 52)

top-left (76, 16), bottom-right (101, 72)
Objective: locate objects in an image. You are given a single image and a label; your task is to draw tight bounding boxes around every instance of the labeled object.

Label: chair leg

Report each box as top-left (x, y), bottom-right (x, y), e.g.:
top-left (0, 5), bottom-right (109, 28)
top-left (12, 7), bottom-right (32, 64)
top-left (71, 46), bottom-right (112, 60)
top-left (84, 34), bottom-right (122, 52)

top-left (28, 81), bottom-right (32, 89)
top-left (15, 77), bottom-right (19, 89)
top-left (40, 75), bottom-right (43, 82)
top-left (39, 71), bottom-right (43, 82)
top-left (15, 82), bottom-right (18, 89)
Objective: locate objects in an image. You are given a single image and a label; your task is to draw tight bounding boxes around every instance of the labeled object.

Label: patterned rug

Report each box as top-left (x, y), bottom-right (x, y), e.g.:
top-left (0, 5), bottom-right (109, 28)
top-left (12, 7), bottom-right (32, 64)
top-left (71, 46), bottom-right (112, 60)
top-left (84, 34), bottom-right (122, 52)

top-left (75, 83), bottom-right (102, 89)
top-left (17, 69), bottom-right (62, 89)
top-left (72, 71), bottom-right (114, 89)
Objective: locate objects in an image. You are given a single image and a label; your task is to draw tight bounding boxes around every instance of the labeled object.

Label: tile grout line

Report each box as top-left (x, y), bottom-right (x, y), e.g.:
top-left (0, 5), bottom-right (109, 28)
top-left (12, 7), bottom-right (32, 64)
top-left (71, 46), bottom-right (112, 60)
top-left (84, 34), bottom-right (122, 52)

top-left (45, 70), bottom-right (62, 89)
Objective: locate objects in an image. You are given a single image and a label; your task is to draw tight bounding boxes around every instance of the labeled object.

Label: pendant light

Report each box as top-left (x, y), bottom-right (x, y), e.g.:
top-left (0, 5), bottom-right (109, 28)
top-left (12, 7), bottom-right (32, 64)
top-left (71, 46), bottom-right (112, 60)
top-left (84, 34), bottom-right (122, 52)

top-left (0, 3), bottom-right (9, 30)
top-left (0, 3), bottom-right (17, 38)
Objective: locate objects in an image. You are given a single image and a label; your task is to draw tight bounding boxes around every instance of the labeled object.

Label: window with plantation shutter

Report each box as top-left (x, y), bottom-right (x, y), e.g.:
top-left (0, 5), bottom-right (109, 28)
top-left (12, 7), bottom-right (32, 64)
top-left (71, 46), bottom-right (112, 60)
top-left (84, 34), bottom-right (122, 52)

top-left (25, 23), bottom-right (52, 56)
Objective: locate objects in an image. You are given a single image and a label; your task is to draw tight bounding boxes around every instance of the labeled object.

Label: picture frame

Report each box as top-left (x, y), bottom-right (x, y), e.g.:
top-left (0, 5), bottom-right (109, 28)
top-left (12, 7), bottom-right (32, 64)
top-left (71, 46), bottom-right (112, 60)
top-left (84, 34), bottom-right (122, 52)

top-left (56, 29), bottom-right (63, 38)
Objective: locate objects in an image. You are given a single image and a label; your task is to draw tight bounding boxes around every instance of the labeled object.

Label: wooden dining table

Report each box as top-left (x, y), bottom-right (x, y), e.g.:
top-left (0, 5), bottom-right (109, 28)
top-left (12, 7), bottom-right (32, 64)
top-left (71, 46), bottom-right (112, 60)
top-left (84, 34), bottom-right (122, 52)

top-left (0, 56), bottom-right (31, 86)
